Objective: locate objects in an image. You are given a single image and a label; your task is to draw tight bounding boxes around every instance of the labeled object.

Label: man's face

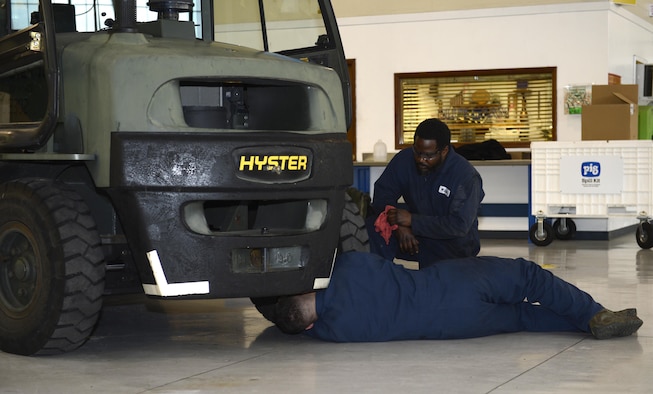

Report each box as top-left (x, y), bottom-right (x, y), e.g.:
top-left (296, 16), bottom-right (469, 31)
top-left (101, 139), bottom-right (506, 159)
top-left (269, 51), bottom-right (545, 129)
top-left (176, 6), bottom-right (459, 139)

top-left (412, 137), bottom-right (447, 175)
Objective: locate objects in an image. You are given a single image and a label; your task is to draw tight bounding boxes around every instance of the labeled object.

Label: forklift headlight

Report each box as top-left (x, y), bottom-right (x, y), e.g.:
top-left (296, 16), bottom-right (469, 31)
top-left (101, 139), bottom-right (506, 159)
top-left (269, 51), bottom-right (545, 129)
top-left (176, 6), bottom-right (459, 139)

top-left (304, 199), bottom-right (327, 231)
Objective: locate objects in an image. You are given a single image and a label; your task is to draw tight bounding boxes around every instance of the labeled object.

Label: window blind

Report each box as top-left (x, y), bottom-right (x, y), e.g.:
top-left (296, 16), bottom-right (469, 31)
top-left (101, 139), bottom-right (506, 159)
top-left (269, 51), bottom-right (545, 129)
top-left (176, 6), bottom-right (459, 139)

top-left (397, 69), bottom-right (555, 147)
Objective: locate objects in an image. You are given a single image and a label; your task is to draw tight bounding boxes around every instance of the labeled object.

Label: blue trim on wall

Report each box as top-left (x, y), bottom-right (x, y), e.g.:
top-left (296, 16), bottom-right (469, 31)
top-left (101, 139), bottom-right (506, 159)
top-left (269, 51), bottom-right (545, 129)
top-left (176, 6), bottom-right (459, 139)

top-left (478, 204), bottom-right (529, 217)
top-left (353, 167), bottom-right (370, 193)
top-left (354, 167), bottom-right (530, 218)
top-left (528, 163), bottom-right (535, 233)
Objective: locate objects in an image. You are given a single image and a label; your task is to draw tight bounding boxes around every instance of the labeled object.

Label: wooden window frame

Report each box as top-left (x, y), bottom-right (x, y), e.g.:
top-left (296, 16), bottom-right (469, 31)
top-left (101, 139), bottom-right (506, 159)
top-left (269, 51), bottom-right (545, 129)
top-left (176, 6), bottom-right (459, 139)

top-left (394, 67), bottom-right (557, 150)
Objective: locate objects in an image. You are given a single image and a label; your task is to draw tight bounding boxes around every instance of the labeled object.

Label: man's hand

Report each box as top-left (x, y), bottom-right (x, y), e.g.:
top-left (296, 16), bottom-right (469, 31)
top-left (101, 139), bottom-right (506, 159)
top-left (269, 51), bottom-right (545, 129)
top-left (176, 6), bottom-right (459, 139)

top-left (394, 226), bottom-right (419, 255)
top-left (386, 208), bottom-right (412, 227)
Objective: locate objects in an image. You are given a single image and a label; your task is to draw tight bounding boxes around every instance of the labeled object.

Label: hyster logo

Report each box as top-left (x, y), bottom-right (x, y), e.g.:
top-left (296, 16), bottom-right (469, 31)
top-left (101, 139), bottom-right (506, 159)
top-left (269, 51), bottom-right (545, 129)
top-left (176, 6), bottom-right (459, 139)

top-left (239, 155), bottom-right (308, 172)
top-left (581, 162), bottom-right (601, 177)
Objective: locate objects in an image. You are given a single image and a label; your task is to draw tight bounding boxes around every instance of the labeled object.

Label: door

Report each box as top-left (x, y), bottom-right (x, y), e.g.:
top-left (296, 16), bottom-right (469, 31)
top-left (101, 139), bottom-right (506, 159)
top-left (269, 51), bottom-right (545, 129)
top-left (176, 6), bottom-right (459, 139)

top-left (210, 0), bottom-right (352, 129)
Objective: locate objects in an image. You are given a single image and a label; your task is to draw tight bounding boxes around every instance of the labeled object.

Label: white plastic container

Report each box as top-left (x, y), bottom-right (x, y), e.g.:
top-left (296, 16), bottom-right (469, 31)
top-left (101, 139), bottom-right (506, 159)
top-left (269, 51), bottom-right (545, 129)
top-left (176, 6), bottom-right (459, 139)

top-left (530, 140), bottom-right (653, 218)
top-left (373, 139), bottom-right (388, 162)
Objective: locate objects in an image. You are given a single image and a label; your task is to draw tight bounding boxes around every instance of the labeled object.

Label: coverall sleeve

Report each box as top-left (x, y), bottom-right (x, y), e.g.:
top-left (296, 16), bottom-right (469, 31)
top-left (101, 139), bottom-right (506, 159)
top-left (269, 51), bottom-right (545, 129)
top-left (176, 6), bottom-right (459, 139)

top-left (371, 162), bottom-right (403, 214)
top-left (410, 174), bottom-right (483, 240)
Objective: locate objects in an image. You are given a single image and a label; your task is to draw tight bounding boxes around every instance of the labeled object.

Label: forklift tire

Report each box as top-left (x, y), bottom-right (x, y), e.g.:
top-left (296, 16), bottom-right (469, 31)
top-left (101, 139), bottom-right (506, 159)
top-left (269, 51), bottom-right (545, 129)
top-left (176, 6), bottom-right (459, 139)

top-left (0, 179), bottom-right (106, 356)
top-left (529, 221), bottom-right (554, 247)
top-left (338, 192), bottom-right (370, 253)
top-left (636, 221), bottom-right (653, 249)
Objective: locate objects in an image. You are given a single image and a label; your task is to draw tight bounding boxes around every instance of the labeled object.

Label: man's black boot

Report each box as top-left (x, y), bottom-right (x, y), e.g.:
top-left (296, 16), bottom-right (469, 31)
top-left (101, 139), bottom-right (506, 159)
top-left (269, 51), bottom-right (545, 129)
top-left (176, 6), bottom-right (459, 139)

top-left (589, 309), bottom-right (643, 340)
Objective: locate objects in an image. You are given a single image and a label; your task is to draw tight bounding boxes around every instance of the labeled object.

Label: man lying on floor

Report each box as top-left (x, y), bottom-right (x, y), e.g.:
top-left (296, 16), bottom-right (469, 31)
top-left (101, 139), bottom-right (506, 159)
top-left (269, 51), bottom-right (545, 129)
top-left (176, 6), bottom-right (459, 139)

top-left (264, 252), bottom-right (643, 342)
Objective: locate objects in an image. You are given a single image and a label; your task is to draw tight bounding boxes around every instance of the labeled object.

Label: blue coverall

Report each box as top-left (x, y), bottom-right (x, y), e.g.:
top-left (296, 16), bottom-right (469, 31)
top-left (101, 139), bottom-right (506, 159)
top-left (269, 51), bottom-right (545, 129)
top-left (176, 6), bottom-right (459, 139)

top-left (306, 252), bottom-right (604, 342)
top-left (368, 146), bottom-right (484, 267)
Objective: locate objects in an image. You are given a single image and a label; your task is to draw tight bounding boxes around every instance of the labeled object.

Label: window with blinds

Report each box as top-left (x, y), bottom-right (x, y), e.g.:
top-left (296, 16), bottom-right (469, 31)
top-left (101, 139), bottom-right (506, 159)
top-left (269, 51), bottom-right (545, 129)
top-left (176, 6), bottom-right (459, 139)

top-left (394, 67), bottom-right (556, 149)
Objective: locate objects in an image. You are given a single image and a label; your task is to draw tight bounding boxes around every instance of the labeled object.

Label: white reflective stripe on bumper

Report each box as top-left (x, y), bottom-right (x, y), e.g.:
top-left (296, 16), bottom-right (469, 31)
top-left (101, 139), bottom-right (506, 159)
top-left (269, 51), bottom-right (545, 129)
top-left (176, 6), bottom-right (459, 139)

top-left (313, 277), bottom-right (330, 289)
top-left (142, 250), bottom-right (210, 296)
top-left (313, 248), bottom-right (337, 289)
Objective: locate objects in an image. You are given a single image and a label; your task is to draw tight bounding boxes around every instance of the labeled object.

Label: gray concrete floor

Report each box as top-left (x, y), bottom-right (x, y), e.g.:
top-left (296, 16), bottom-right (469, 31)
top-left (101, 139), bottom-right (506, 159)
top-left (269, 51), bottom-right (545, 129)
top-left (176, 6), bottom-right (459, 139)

top-left (1, 233), bottom-right (652, 393)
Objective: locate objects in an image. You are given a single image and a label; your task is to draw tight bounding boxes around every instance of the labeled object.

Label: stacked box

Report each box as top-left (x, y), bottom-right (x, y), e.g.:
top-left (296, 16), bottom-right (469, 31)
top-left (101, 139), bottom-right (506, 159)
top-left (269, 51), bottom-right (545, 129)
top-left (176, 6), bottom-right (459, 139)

top-left (581, 85), bottom-right (638, 140)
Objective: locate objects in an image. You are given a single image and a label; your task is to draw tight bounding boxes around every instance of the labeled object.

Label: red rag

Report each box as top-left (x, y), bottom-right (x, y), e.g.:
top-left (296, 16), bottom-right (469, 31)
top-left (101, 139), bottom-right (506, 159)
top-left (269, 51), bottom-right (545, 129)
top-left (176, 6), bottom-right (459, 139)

top-left (374, 205), bottom-right (399, 245)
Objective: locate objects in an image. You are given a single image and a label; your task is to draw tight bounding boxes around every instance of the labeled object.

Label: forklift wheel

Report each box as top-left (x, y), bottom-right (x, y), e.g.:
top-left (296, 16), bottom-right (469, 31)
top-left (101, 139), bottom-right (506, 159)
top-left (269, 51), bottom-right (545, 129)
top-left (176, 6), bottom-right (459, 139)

top-left (338, 192), bottom-right (370, 253)
top-left (0, 179), bottom-right (105, 356)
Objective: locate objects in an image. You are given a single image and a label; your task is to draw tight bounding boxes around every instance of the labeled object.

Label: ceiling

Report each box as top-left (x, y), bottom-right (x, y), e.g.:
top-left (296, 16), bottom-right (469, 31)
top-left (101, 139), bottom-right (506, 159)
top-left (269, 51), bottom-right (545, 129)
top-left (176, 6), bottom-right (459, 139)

top-left (331, 0), bottom-right (653, 26)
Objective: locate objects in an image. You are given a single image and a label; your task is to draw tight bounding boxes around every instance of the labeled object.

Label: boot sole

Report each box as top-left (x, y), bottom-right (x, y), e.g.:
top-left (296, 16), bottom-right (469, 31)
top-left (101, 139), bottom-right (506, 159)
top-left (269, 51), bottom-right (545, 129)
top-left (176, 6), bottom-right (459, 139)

top-left (591, 317), bottom-right (643, 340)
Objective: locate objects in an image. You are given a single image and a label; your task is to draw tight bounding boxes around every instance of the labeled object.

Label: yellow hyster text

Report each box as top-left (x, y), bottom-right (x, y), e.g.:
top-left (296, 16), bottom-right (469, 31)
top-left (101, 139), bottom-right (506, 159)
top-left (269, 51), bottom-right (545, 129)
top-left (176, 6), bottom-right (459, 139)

top-left (239, 155), bottom-right (308, 171)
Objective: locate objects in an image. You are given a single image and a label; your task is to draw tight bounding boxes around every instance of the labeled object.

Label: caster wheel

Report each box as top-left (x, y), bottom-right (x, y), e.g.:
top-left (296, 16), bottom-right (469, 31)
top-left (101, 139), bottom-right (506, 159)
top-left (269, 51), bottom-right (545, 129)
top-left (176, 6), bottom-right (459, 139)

top-left (636, 221), bottom-right (653, 249)
top-left (529, 221), bottom-right (554, 246)
top-left (553, 218), bottom-right (576, 240)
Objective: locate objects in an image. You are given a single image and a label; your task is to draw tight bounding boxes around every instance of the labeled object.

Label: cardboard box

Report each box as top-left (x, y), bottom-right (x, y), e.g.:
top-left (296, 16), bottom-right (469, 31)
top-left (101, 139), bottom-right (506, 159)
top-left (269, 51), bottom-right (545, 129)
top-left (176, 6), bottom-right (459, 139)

top-left (581, 84), bottom-right (638, 140)
top-left (608, 73), bottom-right (621, 85)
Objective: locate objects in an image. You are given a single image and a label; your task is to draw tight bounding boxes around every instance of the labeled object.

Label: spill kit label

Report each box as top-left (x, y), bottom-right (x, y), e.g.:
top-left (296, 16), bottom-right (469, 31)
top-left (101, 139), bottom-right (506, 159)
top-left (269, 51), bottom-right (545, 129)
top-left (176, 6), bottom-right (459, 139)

top-left (560, 156), bottom-right (623, 194)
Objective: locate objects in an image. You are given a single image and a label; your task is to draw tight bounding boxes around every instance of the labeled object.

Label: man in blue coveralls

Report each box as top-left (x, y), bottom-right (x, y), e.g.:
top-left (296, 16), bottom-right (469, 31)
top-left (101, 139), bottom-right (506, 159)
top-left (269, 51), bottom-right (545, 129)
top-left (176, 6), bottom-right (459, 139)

top-left (268, 252), bottom-right (642, 342)
top-left (367, 118), bottom-right (485, 267)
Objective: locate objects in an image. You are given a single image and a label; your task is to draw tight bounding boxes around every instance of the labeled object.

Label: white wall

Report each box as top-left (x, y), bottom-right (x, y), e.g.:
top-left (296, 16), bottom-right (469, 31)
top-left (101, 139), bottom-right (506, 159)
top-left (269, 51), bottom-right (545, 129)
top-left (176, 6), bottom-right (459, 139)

top-left (337, 2), bottom-right (653, 161)
top-left (608, 6), bottom-right (653, 84)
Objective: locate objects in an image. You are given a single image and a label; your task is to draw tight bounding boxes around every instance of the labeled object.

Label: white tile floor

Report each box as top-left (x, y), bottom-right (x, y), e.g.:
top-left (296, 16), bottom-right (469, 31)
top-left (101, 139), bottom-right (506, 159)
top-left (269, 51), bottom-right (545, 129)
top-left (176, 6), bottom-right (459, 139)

top-left (1, 233), bottom-right (652, 394)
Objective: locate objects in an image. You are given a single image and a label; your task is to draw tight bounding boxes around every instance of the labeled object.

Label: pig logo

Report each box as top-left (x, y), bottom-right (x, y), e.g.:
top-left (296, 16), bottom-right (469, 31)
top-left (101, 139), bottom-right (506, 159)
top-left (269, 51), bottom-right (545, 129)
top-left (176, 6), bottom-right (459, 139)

top-left (581, 162), bottom-right (601, 177)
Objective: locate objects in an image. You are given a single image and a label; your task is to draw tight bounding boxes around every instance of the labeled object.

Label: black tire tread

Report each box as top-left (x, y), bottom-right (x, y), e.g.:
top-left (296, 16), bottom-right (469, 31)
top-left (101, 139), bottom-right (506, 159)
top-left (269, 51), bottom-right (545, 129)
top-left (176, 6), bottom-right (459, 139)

top-left (338, 193), bottom-right (370, 253)
top-left (0, 178), bottom-right (105, 355)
